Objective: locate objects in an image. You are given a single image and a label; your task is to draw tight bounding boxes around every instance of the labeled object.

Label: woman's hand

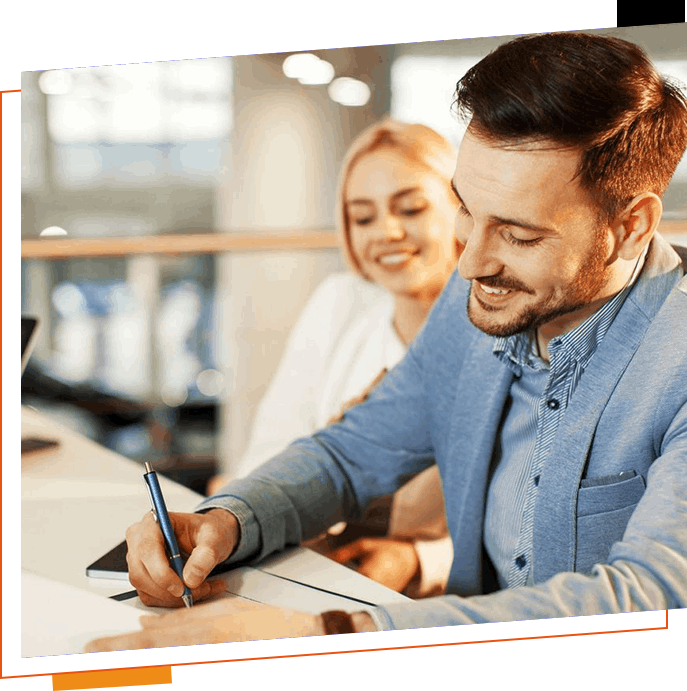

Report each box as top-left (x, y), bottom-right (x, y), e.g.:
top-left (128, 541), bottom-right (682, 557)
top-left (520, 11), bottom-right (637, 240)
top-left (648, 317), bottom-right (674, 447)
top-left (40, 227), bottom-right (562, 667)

top-left (329, 537), bottom-right (420, 593)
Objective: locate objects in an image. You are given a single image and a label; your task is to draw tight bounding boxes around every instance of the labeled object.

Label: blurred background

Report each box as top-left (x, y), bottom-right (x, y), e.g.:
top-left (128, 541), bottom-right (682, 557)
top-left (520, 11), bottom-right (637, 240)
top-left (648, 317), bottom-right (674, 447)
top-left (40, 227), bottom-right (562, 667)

top-left (21, 24), bottom-right (687, 495)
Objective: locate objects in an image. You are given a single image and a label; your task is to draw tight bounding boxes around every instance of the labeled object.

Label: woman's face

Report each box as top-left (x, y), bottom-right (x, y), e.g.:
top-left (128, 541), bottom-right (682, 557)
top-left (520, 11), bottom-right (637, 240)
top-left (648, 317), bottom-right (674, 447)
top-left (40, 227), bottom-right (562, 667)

top-left (345, 147), bottom-right (460, 301)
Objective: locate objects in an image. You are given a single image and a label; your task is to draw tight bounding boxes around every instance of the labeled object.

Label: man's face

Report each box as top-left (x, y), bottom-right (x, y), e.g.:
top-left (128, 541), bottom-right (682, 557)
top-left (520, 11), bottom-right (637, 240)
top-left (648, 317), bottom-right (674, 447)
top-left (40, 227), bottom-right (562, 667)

top-left (452, 133), bottom-right (614, 340)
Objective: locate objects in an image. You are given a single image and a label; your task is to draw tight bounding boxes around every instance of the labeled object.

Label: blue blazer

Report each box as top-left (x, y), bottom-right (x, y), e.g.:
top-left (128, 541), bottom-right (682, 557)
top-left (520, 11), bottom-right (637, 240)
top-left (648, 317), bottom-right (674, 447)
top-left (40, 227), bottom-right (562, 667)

top-left (200, 232), bottom-right (687, 629)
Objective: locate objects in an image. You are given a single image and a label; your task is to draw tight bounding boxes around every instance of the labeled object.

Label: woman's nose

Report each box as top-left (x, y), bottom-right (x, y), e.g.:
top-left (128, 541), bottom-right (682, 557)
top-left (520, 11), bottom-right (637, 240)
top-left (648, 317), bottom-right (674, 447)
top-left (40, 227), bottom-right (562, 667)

top-left (374, 212), bottom-right (406, 241)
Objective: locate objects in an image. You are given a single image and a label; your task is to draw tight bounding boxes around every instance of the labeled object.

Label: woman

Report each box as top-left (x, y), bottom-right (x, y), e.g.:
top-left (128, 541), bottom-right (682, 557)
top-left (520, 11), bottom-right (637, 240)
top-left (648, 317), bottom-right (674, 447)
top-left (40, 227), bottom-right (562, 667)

top-left (210, 119), bottom-right (461, 596)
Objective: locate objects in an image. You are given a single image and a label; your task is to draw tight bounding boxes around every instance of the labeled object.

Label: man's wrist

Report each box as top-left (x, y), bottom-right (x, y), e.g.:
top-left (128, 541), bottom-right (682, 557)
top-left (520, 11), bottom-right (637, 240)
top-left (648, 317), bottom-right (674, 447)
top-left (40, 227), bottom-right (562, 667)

top-left (206, 508), bottom-right (241, 557)
top-left (317, 610), bottom-right (377, 635)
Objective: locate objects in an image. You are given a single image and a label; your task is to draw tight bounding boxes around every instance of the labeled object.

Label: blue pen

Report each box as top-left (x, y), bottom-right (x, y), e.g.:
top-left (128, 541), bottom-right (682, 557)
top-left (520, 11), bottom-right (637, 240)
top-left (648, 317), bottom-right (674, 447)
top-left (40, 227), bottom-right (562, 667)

top-left (143, 462), bottom-right (193, 608)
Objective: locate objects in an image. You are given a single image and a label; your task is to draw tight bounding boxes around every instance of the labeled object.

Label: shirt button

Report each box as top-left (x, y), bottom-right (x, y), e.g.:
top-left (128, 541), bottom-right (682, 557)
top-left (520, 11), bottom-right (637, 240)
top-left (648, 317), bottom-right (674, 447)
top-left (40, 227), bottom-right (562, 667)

top-left (533, 475), bottom-right (540, 486)
top-left (547, 398), bottom-right (560, 409)
top-left (515, 555), bottom-right (527, 570)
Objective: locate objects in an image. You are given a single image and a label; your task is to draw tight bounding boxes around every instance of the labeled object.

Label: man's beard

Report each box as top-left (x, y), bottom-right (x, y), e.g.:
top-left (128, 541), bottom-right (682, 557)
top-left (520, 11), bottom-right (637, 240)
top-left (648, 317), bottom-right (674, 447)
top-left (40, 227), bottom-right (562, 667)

top-left (466, 231), bottom-right (611, 338)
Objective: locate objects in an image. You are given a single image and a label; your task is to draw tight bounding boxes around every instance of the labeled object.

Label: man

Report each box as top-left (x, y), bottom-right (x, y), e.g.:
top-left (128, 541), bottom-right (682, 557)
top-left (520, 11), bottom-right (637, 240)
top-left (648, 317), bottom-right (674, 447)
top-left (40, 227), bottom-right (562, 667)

top-left (88, 31), bottom-right (687, 651)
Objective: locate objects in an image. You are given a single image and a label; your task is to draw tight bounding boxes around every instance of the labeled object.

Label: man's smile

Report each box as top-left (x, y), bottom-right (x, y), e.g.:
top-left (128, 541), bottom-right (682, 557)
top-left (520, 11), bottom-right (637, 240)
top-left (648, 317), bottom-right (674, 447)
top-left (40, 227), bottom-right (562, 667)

top-left (478, 282), bottom-right (512, 296)
top-left (473, 280), bottom-right (522, 308)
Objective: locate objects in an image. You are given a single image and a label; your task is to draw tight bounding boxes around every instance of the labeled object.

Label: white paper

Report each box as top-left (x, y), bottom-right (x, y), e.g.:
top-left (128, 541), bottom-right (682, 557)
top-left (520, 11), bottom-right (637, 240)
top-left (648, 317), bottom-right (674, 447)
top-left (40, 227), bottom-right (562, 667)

top-left (257, 547), bottom-right (410, 605)
top-left (218, 566), bottom-right (382, 614)
top-left (21, 570), bottom-right (148, 657)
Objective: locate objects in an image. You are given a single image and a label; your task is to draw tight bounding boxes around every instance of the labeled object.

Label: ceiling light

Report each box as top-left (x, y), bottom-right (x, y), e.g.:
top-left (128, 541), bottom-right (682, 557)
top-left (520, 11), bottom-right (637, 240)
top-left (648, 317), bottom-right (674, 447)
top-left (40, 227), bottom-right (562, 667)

top-left (283, 53), bottom-right (335, 85)
top-left (40, 226), bottom-right (68, 236)
top-left (328, 77), bottom-right (371, 107)
top-left (298, 59), bottom-right (334, 85)
top-left (283, 53), bottom-right (318, 78)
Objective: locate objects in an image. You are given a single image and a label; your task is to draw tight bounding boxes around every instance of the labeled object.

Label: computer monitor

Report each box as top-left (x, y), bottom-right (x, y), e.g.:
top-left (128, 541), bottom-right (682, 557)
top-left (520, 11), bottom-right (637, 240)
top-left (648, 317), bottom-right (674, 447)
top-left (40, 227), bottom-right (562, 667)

top-left (21, 316), bottom-right (40, 376)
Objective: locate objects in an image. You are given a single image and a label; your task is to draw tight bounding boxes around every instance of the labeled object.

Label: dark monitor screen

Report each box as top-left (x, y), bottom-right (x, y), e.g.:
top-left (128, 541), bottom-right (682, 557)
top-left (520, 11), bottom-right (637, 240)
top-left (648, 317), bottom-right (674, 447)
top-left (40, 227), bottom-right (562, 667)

top-left (21, 316), bottom-right (40, 374)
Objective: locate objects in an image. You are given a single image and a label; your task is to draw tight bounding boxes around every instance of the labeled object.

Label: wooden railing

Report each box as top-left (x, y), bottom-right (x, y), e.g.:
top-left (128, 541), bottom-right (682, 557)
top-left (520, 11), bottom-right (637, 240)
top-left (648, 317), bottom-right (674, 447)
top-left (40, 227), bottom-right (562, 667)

top-left (20, 230), bottom-right (340, 260)
top-left (20, 221), bottom-right (687, 260)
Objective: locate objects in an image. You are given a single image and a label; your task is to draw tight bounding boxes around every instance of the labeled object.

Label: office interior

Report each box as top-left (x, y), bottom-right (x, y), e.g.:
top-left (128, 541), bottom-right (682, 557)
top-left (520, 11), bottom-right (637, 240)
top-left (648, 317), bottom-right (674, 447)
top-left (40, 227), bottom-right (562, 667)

top-left (20, 24), bottom-right (687, 496)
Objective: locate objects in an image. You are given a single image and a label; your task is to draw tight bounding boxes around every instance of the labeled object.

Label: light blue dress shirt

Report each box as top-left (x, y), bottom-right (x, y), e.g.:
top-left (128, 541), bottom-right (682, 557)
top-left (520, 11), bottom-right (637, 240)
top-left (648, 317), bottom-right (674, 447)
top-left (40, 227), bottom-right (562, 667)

top-left (486, 254), bottom-right (644, 590)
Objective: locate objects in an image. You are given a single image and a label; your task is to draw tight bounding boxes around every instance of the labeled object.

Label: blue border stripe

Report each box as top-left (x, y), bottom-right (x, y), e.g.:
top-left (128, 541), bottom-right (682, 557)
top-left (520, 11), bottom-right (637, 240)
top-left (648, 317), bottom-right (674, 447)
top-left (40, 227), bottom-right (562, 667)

top-left (26, 610), bottom-right (668, 672)
top-left (668, 609), bottom-right (687, 641)
top-left (22, 657), bottom-right (53, 672)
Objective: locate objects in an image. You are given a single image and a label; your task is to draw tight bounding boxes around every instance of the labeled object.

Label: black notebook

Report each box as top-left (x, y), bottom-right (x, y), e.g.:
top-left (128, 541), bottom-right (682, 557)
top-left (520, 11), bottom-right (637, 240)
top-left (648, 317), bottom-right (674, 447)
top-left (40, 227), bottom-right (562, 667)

top-left (86, 540), bottom-right (235, 580)
top-left (86, 540), bottom-right (130, 579)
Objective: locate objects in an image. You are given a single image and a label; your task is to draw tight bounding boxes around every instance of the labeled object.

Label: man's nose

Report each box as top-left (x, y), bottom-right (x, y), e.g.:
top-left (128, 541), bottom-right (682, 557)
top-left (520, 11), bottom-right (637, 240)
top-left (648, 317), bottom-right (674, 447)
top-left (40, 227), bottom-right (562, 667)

top-left (457, 225), bottom-right (502, 280)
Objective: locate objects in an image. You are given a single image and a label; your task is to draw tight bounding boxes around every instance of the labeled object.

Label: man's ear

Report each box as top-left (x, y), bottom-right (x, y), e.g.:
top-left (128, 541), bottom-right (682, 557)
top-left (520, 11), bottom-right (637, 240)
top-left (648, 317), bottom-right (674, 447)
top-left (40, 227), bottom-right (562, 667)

top-left (613, 192), bottom-right (663, 261)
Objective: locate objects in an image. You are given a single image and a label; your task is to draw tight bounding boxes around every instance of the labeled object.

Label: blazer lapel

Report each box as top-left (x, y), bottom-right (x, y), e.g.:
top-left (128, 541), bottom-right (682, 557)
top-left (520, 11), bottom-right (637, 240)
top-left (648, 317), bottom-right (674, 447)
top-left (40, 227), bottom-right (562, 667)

top-left (442, 331), bottom-right (513, 595)
top-left (532, 235), bottom-right (683, 582)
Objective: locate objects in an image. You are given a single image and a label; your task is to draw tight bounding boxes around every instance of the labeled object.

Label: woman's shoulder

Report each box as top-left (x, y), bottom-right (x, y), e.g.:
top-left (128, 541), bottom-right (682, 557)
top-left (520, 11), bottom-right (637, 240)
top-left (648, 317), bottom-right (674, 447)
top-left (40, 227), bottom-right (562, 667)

top-left (308, 272), bottom-right (390, 314)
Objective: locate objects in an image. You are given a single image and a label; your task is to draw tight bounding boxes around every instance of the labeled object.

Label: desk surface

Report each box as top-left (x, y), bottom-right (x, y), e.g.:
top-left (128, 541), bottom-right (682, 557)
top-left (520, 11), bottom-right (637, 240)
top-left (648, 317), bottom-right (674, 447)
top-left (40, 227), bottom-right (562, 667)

top-left (21, 405), bottom-right (407, 654)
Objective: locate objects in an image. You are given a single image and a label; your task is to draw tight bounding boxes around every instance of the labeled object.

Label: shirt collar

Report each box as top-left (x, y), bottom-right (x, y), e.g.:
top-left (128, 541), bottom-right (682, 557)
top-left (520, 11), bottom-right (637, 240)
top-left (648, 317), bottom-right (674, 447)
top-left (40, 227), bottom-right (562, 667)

top-left (493, 246), bottom-right (648, 373)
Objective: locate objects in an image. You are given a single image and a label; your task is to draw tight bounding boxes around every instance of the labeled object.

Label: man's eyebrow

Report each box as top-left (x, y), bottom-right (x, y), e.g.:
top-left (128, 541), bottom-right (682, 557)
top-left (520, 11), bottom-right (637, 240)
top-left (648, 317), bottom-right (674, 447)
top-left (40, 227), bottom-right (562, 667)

top-left (451, 180), bottom-right (556, 235)
top-left (347, 187), bottom-right (421, 205)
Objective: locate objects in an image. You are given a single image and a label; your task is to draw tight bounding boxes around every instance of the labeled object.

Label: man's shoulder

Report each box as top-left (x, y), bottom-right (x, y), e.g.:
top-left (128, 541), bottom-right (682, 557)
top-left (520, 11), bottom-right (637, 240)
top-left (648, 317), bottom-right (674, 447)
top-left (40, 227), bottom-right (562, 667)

top-left (626, 235), bottom-right (687, 320)
top-left (418, 270), bottom-right (477, 344)
top-left (409, 270), bottom-right (491, 385)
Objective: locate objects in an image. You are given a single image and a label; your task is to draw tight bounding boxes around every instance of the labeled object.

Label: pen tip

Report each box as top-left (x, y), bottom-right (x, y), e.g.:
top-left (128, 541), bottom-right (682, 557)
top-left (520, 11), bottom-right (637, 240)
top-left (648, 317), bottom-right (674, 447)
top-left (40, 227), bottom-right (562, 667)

top-left (182, 594), bottom-right (193, 608)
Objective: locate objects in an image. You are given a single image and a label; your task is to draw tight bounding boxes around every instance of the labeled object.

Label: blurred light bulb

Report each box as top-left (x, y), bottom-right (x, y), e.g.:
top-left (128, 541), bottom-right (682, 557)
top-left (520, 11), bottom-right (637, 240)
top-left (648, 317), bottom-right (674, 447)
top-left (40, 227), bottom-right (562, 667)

top-left (51, 282), bottom-right (87, 316)
top-left (39, 70), bottom-right (73, 95)
top-left (298, 59), bottom-right (334, 85)
top-left (40, 226), bottom-right (68, 236)
top-left (328, 77), bottom-right (371, 107)
top-left (161, 382), bottom-right (188, 408)
top-left (196, 369), bottom-right (224, 397)
top-left (283, 53), bottom-right (318, 78)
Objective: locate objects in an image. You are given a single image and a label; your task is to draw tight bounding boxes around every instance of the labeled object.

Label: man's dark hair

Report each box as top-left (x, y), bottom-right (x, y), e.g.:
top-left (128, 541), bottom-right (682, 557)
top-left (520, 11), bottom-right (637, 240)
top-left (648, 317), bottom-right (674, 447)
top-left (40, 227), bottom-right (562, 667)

top-left (453, 32), bottom-right (687, 222)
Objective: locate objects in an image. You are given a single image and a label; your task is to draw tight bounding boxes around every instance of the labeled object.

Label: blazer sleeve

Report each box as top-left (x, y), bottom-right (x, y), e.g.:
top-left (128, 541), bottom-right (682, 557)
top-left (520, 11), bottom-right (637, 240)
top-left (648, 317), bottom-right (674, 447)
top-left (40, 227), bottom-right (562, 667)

top-left (197, 331), bottom-right (437, 564)
top-left (197, 269), bottom-right (467, 567)
top-left (371, 398), bottom-right (687, 629)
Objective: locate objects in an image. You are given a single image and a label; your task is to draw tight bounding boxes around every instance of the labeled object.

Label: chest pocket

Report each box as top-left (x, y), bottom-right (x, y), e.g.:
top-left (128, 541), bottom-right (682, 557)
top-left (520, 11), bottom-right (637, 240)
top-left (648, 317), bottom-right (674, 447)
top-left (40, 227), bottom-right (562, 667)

top-left (575, 472), bottom-right (646, 574)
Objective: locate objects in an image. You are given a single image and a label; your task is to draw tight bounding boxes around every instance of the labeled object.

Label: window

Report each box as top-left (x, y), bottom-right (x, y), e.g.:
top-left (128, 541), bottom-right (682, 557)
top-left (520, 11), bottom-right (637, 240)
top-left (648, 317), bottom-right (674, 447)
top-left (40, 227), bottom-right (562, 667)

top-left (390, 55), bottom-right (483, 146)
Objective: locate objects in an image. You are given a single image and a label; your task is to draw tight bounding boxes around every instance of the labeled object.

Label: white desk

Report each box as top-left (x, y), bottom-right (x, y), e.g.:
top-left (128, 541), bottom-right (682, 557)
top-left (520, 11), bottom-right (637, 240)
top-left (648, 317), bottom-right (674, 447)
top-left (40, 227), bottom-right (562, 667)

top-left (21, 406), bottom-right (407, 655)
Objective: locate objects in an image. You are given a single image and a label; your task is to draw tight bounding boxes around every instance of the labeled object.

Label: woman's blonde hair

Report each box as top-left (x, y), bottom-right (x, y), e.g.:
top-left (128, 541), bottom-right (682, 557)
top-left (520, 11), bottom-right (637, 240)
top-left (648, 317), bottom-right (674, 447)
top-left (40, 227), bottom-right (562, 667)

top-left (335, 118), bottom-right (459, 277)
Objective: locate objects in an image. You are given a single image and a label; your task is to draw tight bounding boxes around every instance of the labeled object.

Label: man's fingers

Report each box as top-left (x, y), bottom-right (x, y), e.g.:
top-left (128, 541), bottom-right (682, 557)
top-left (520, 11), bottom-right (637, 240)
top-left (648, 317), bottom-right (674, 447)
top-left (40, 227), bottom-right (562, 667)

top-left (126, 513), bottom-right (186, 600)
top-left (182, 544), bottom-right (224, 588)
top-left (137, 578), bottom-right (226, 608)
top-left (125, 509), bottom-right (237, 606)
top-left (181, 513), bottom-right (237, 587)
top-left (139, 554), bottom-right (186, 597)
top-left (129, 552), bottom-right (186, 606)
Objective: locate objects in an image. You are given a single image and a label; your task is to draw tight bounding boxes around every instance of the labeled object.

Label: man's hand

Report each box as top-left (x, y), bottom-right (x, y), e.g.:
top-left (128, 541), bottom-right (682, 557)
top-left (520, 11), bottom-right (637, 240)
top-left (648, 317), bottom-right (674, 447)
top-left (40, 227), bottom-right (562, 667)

top-left (84, 597), bottom-right (325, 652)
top-left (125, 509), bottom-right (239, 607)
top-left (329, 537), bottom-right (420, 593)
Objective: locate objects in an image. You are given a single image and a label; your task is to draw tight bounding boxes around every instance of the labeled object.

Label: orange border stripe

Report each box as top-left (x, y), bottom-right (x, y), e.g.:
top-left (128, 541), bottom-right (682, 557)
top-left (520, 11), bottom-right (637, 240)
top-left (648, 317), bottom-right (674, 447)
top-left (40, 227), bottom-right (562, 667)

top-left (52, 666), bottom-right (172, 690)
